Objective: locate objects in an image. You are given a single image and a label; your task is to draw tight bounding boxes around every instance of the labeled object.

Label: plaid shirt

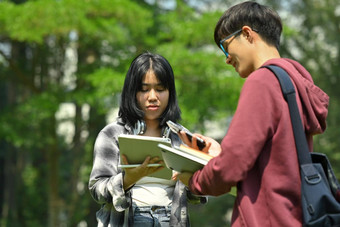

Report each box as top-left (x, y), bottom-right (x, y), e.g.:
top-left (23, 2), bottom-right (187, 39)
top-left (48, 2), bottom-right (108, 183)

top-left (89, 118), bottom-right (203, 226)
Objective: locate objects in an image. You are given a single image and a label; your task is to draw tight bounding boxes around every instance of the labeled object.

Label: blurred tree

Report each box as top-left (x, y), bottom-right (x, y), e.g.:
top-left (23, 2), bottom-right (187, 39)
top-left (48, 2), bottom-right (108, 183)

top-left (0, 0), bottom-right (157, 226)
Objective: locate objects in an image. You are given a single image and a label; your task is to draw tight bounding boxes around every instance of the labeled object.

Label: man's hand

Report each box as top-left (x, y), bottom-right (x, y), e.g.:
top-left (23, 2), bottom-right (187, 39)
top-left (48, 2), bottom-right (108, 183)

top-left (172, 172), bottom-right (193, 187)
top-left (178, 131), bottom-right (222, 156)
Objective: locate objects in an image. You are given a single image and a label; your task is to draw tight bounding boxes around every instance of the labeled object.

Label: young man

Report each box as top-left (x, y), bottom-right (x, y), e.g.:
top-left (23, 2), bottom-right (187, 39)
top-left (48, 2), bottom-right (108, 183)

top-left (175, 1), bottom-right (329, 226)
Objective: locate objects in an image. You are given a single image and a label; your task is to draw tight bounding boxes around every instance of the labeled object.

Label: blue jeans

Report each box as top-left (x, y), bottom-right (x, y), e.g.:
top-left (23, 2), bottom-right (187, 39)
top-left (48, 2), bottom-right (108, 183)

top-left (133, 205), bottom-right (171, 227)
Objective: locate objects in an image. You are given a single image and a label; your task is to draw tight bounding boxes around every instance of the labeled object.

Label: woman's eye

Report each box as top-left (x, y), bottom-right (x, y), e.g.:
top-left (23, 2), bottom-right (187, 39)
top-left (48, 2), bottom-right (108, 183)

top-left (139, 85), bottom-right (166, 92)
top-left (156, 86), bottom-right (166, 92)
top-left (140, 86), bottom-right (149, 92)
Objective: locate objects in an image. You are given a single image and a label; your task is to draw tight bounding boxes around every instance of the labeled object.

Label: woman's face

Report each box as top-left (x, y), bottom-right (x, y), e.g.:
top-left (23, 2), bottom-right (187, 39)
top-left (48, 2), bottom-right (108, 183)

top-left (136, 70), bottom-right (169, 122)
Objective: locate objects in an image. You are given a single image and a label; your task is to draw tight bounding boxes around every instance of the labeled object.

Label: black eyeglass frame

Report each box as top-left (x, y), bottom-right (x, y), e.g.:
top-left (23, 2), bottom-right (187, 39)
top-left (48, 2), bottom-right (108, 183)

top-left (219, 28), bottom-right (258, 58)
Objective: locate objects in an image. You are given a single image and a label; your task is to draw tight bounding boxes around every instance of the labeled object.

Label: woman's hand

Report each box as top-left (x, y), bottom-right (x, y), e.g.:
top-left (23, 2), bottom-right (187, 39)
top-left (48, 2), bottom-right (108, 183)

top-left (122, 154), bottom-right (164, 190)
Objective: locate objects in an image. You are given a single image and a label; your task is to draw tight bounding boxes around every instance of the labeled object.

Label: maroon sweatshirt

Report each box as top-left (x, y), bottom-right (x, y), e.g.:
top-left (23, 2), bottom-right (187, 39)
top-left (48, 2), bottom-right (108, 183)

top-left (189, 58), bottom-right (329, 226)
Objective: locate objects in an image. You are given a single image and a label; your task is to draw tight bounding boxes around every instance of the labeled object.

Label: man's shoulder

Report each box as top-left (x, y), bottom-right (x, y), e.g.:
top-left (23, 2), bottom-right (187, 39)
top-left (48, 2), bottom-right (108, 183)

top-left (242, 66), bottom-right (285, 105)
top-left (247, 66), bottom-right (281, 88)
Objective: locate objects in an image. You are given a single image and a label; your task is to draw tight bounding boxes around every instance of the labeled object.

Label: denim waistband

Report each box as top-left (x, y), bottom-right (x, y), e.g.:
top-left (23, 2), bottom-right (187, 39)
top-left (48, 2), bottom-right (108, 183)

top-left (134, 205), bottom-right (172, 214)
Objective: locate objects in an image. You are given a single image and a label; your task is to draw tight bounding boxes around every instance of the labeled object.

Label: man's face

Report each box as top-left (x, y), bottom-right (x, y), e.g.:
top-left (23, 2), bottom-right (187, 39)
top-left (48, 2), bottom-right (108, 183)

top-left (220, 28), bottom-right (257, 78)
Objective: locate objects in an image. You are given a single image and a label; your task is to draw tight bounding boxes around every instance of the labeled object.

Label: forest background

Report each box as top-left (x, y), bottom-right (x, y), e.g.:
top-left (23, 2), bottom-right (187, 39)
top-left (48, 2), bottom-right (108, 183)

top-left (0, 0), bottom-right (339, 226)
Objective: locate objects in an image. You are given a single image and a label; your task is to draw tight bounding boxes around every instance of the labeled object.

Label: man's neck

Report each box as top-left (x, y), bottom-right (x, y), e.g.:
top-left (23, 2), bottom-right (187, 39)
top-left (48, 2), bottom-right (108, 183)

top-left (254, 43), bottom-right (281, 69)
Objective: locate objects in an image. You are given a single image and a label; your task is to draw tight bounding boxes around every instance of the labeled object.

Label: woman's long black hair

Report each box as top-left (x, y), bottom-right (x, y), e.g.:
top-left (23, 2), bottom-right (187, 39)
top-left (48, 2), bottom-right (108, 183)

top-left (118, 52), bottom-right (181, 128)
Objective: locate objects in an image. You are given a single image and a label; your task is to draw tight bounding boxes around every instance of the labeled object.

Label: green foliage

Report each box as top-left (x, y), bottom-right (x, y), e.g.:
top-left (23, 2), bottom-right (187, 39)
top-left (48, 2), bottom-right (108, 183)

top-left (0, 0), bottom-right (152, 43)
top-left (20, 164), bottom-right (47, 227)
top-left (81, 67), bottom-right (125, 113)
top-left (0, 91), bottom-right (59, 148)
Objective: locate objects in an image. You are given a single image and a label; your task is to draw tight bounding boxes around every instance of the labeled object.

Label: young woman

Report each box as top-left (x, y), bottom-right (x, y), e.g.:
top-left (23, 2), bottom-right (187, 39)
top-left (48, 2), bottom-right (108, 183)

top-left (89, 52), bottom-right (203, 226)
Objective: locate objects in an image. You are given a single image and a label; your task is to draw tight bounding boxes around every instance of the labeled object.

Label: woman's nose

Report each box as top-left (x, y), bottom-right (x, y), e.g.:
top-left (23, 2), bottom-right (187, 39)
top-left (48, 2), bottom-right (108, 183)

top-left (148, 89), bottom-right (157, 100)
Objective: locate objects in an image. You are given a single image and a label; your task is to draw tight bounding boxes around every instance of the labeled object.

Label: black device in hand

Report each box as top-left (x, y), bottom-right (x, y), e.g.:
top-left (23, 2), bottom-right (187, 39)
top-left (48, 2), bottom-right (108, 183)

top-left (166, 120), bottom-right (206, 150)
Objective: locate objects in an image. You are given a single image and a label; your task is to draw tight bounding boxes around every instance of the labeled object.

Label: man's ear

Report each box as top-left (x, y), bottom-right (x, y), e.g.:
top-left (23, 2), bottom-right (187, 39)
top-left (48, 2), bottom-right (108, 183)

top-left (242, 26), bottom-right (255, 43)
top-left (246, 33), bottom-right (254, 43)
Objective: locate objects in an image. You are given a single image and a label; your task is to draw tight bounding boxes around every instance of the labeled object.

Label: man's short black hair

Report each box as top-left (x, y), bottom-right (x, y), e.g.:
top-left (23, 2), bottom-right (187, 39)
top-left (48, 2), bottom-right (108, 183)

top-left (214, 1), bottom-right (282, 50)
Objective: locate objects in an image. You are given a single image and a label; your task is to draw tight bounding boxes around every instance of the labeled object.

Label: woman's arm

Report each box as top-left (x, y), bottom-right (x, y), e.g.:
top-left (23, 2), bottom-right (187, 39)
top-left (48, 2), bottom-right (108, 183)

top-left (88, 126), bottom-right (131, 212)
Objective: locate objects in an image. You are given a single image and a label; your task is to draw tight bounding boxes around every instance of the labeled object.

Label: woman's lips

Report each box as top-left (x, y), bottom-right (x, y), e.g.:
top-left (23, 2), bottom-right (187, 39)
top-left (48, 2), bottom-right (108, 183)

top-left (147, 105), bottom-right (159, 110)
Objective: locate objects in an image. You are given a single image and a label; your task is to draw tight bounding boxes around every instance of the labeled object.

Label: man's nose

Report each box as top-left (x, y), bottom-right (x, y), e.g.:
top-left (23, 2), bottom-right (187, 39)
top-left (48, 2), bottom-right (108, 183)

top-left (226, 55), bottom-right (232, 64)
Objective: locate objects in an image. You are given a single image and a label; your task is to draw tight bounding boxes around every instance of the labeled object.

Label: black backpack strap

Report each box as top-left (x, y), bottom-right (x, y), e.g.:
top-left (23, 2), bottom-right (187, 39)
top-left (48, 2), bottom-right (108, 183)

top-left (262, 65), bottom-right (312, 164)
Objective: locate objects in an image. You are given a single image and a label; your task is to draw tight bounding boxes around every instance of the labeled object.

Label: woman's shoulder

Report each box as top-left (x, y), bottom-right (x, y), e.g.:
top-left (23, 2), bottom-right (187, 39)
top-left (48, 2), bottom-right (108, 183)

top-left (100, 119), bottom-right (131, 138)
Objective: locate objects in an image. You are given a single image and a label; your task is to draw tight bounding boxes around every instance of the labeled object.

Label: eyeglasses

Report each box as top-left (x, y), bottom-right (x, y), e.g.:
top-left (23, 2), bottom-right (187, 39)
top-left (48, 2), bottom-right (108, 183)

top-left (219, 29), bottom-right (242, 58)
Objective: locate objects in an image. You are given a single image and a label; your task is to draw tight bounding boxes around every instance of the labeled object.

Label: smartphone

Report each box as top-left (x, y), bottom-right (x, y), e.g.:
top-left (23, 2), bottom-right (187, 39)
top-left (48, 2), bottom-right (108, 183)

top-left (166, 120), bottom-right (206, 150)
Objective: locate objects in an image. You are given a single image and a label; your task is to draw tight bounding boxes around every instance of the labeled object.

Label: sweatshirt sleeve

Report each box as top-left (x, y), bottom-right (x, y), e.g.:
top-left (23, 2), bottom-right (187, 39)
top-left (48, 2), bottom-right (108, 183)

top-left (189, 69), bottom-right (283, 196)
top-left (88, 129), bottom-right (131, 212)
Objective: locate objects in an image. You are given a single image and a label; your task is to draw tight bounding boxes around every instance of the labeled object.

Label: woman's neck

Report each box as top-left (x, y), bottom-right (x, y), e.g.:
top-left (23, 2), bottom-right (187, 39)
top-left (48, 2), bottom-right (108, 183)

top-left (143, 119), bottom-right (162, 137)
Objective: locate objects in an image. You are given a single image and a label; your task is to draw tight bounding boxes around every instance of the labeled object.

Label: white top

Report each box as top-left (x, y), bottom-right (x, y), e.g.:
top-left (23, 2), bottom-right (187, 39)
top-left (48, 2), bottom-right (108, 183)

top-left (131, 176), bottom-right (176, 206)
